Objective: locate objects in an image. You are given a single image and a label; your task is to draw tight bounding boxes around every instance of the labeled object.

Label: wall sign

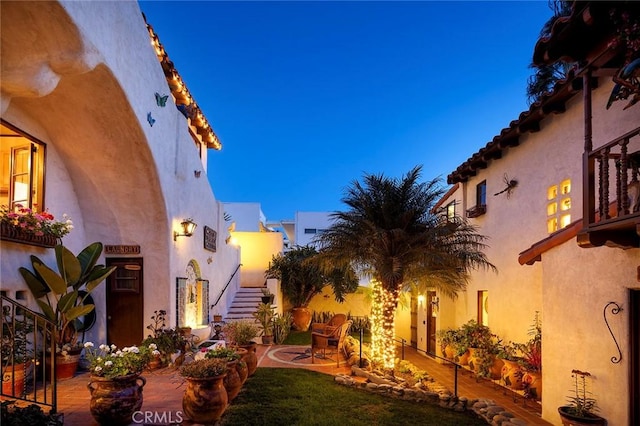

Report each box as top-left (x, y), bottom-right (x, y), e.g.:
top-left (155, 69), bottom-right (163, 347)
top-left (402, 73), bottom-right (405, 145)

top-left (203, 226), bottom-right (217, 252)
top-left (104, 245), bottom-right (141, 255)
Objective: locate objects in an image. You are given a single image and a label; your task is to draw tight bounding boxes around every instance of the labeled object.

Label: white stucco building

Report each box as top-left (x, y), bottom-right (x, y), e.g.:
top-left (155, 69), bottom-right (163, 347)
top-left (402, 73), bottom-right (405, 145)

top-left (403, 3), bottom-right (640, 425)
top-left (1, 1), bottom-right (241, 347)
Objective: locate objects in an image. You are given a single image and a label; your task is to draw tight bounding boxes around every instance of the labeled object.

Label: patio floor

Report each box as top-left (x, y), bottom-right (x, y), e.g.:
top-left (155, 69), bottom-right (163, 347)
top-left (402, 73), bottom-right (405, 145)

top-left (54, 344), bottom-right (550, 425)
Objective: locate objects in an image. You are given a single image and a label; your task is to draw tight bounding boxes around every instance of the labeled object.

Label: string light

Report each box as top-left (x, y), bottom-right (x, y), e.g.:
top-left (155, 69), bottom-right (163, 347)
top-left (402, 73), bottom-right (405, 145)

top-left (369, 279), bottom-right (398, 371)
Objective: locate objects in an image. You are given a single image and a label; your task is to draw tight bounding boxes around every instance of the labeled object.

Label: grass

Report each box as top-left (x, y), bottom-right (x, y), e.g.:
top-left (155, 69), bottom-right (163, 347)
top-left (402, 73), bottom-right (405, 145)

top-left (220, 368), bottom-right (485, 425)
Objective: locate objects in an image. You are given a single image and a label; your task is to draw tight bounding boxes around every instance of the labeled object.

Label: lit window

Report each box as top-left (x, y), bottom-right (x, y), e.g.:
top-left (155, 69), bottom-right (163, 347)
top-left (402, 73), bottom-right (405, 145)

top-left (546, 179), bottom-right (571, 233)
top-left (1, 122), bottom-right (45, 211)
top-left (446, 202), bottom-right (455, 222)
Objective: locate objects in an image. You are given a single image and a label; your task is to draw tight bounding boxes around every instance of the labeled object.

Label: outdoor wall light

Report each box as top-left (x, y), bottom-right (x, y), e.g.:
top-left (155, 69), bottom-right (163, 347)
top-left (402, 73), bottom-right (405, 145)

top-left (174, 218), bottom-right (197, 241)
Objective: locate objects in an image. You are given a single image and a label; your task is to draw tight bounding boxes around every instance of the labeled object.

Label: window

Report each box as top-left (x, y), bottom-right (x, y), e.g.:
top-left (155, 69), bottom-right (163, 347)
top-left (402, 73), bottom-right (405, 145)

top-left (547, 179), bottom-right (572, 233)
top-left (304, 228), bottom-right (316, 234)
top-left (1, 122), bottom-right (45, 211)
top-left (477, 290), bottom-right (489, 326)
top-left (476, 180), bottom-right (487, 208)
top-left (446, 201), bottom-right (456, 222)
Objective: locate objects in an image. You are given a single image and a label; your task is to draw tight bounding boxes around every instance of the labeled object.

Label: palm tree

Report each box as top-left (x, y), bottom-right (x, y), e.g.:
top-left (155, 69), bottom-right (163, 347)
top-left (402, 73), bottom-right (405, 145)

top-left (315, 166), bottom-right (496, 371)
top-left (526, 1), bottom-right (573, 105)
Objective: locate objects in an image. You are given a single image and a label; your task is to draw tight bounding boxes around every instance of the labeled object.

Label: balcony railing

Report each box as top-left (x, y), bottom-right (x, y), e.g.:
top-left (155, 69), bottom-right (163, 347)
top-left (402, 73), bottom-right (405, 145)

top-left (579, 127), bottom-right (640, 248)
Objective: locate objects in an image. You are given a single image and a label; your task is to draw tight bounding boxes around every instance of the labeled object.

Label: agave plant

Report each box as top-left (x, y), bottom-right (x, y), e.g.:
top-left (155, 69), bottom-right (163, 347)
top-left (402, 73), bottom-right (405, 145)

top-left (19, 242), bottom-right (115, 348)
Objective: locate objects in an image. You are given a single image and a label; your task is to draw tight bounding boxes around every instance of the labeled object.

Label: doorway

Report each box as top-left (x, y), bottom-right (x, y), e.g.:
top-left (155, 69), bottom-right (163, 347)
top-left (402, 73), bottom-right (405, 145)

top-left (630, 289), bottom-right (640, 425)
top-left (426, 291), bottom-right (437, 355)
top-left (106, 258), bottom-right (143, 347)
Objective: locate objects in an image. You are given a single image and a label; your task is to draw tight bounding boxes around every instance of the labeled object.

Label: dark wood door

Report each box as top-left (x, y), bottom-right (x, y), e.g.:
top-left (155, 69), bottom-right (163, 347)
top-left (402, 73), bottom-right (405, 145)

top-left (426, 291), bottom-right (437, 354)
top-left (630, 289), bottom-right (639, 426)
top-left (106, 258), bottom-right (143, 347)
top-left (410, 296), bottom-right (417, 348)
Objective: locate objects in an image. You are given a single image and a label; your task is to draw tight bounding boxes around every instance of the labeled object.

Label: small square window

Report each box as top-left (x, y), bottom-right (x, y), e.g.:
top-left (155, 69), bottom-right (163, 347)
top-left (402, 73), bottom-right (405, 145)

top-left (547, 218), bottom-right (558, 233)
top-left (547, 203), bottom-right (557, 216)
top-left (547, 185), bottom-right (558, 200)
top-left (304, 228), bottom-right (316, 234)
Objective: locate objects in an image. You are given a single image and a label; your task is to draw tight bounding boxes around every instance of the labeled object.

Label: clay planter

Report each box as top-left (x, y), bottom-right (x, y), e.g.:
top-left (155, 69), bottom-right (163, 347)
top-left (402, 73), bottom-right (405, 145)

top-left (46, 349), bottom-right (82, 381)
top-left (2, 362), bottom-right (29, 396)
top-left (223, 360), bottom-right (243, 401)
top-left (235, 348), bottom-right (248, 384)
top-left (87, 373), bottom-right (146, 426)
top-left (522, 371), bottom-right (542, 401)
top-left (558, 406), bottom-right (606, 426)
top-left (0, 222), bottom-right (58, 248)
top-left (443, 345), bottom-right (456, 361)
top-left (500, 359), bottom-right (524, 390)
top-left (291, 307), bottom-right (312, 331)
top-left (239, 342), bottom-right (258, 376)
top-left (182, 374), bottom-right (228, 424)
top-left (457, 349), bottom-right (470, 365)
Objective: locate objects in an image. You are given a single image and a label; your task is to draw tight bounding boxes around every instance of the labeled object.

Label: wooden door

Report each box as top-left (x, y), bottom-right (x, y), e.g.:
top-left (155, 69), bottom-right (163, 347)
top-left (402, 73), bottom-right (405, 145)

top-left (426, 291), bottom-right (436, 355)
top-left (106, 258), bottom-right (143, 347)
top-left (410, 295), bottom-right (417, 348)
top-left (630, 289), bottom-right (640, 426)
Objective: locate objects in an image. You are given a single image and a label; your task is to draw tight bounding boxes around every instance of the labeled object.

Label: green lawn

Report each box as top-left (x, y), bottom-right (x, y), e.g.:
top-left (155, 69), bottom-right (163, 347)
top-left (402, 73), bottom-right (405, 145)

top-left (220, 368), bottom-right (485, 425)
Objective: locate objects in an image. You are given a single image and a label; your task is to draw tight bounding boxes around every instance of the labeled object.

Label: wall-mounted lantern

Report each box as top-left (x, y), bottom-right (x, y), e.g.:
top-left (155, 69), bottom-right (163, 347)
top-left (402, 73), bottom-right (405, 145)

top-left (174, 218), bottom-right (197, 241)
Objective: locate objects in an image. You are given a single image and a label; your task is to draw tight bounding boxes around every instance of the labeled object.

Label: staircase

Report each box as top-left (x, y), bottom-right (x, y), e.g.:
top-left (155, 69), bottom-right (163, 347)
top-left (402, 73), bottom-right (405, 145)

top-left (224, 288), bottom-right (270, 322)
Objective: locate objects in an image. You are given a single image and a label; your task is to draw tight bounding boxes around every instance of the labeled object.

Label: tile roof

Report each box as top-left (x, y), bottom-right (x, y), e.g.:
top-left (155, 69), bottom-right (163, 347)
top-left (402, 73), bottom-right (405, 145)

top-left (145, 16), bottom-right (222, 150)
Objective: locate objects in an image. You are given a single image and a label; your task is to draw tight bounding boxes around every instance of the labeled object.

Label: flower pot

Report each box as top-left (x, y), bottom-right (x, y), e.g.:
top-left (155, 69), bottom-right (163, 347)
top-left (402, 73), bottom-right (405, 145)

top-left (0, 221), bottom-right (58, 248)
top-left (223, 360), bottom-right (243, 401)
top-left (262, 335), bottom-right (274, 345)
top-left (87, 373), bottom-right (146, 426)
top-left (558, 406), bottom-right (606, 426)
top-left (2, 362), bottom-right (29, 396)
top-left (457, 349), bottom-right (470, 365)
top-left (261, 294), bottom-right (275, 304)
top-left (443, 345), bottom-right (456, 361)
top-left (239, 342), bottom-right (258, 376)
top-left (500, 359), bottom-right (524, 390)
top-left (147, 355), bottom-right (163, 370)
top-left (522, 371), bottom-right (542, 401)
top-left (235, 348), bottom-right (248, 384)
top-left (182, 374), bottom-right (228, 424)
top-left (46, 350), bottom-right (81, 381)
top-left (291, 307), bottom-right (312, 331)
top-left (467, 347), bottom-right (480, 372)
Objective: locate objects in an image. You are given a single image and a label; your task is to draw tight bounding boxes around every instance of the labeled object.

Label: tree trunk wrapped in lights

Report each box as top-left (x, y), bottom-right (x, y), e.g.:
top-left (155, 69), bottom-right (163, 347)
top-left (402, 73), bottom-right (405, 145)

top-left (315, 166), bottom-right (496, 374)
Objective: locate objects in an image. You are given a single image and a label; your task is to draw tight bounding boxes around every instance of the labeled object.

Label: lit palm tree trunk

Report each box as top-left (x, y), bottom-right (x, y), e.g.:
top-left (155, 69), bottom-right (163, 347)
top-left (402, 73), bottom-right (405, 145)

top-left (370, 280), bottom-right (399, 371)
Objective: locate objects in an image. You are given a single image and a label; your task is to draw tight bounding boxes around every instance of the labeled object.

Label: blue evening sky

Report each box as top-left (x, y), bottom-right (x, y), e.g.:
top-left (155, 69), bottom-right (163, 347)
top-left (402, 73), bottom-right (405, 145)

top-left (140, 1), bottom-right (553, 221)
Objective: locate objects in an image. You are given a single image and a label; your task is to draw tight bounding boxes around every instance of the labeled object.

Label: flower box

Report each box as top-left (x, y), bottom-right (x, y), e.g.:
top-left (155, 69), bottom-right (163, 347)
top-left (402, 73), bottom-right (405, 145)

top-left (0, 222), bottom-right (58, 248)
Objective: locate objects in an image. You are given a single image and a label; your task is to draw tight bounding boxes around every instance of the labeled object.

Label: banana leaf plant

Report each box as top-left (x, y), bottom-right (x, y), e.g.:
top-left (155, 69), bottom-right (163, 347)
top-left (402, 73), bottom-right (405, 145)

top-left (18, 242), bottom-right (116, 349)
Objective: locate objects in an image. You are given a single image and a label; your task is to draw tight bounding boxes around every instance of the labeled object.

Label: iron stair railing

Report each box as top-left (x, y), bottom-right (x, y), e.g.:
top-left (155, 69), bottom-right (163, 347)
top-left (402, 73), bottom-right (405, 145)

top-left (210, 264), bottom-right (242, 310)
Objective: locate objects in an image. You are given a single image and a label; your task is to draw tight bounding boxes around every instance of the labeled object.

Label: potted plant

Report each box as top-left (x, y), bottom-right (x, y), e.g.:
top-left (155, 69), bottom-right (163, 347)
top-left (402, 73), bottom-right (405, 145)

top-left (558, 369), bottom-right (606, 426)
top-left (179, 358), bottom-right (228, 424)
top-left (517, 312), bottom-right (542, 400)
top-left (454, 319), bottom-right (492, 366)
top-left (260, 287), bottom-right (275, 305)
top-left (0, 204), bottom-right (73, 248)
top-left (273, 311), bottom-right (293, 344)
top-left (19, 242), bottom-right (116, 380)
top-left (202, 347), bottom-right (243, 401)
top-left (1, 306), bottom-right (33, 397)
top-left (222, 320), bottom-right (260, 376)
top-left (141, 310), bottom-right (186, 367)
top-left (84, 342), bottom-right (152, 426)
top-left (252, 302), bottom-right (275, 344)
top-left (436, 328), bottom-right (460, 360)
top-left (265, 245), bottom-right (358, 331)
top-left (498, 341), bottom-right (525, 391)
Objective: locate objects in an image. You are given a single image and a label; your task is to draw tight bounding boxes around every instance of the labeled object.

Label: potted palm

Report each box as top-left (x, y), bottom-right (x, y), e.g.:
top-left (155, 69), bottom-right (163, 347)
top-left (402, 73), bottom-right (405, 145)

top-left (265, 245), bottom-right (357, 331)
top-left (19, 242), bottom-right (115, 380)
top-left (558, 369), bottom-right (606, 426)
top-left (253, 303), bottom-right (275, 344)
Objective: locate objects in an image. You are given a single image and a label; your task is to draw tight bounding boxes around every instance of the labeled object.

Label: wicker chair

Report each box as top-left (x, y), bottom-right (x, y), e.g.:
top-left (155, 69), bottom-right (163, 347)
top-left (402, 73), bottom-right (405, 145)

top-left (311, 320), bottom-right (352, 367)
top-left (310, 313), bottom-right (347, 335)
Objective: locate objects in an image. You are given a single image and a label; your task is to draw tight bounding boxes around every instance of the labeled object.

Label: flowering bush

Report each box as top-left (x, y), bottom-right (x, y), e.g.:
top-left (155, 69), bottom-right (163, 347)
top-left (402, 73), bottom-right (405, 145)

top-left (0, 204), bottom-right (73, 238)
top-left (83, 342), bottom-right (155, 379)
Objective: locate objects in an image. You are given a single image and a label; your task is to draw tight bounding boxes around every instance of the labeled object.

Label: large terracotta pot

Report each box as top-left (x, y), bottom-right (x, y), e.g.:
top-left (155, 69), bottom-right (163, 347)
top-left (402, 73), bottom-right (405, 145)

top-left (457, 349), bottom-right (470, 365)
top-left (291, 307), bottom-right (312, 331)
top-left (87, 373), bottom-right (146, 426)
top-left (235, 348), bottom-right (248, 384)
top-left (443, 345), bottom-right (456, 361)
top-left (239, 342), bottom-right (258, 376)
top-left (182, 374), bottom-right (228, 424)
top-left (223, 360), bottom-right (243, 401)
top-left (2, 362), bottom-right (29, 396)
top-left (522, 371), bottom-right (542, 401)
top-left (46, 349), bottom-right (82, 381)
top-left (500, 359), bottom-right (524, 390)
top-left (558, 406), bottom-right (606, 426)
top-left (467, 347), bottom-right (479, 371)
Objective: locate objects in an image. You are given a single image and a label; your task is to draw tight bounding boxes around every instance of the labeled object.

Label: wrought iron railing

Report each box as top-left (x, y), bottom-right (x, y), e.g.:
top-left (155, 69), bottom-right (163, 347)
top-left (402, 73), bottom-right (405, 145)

top-left (1, 295), bottom-right (57, 413)
top-left (210, 263), bottom-right (242, 309)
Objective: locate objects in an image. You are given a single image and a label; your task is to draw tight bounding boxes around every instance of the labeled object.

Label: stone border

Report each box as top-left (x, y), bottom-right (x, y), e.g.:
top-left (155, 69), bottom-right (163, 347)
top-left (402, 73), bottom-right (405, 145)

top-left (333, 366), bottom-right (530, 425)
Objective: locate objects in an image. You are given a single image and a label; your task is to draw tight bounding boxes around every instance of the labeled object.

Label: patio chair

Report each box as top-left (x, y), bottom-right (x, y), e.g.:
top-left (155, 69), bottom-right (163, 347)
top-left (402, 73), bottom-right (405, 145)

top-left (310, 313), bottom-right (347, 334)
top-left (311, 320), bottom-right (352, 367)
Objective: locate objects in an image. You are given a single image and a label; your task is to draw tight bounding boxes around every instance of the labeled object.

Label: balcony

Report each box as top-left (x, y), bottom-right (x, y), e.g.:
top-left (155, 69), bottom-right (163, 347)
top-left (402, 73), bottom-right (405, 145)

top-left (578, 127), bottom-right (640, 248)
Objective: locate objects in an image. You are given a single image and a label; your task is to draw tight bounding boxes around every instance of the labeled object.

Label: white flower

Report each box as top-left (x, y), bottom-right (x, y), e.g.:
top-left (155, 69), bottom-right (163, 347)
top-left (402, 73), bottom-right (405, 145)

top-left (149, 343), bottom-right (157, 350)
top-left (99, 344), bottom-right (109, 351)
top-left (152, 350), bottom-right (160, 356)
top-left (97, 357), bottom-right (102, 362)
top-left (104, 360), bottom-right (113, 367)
top-left (84, 342), bottom-right (94, 348)
top-left (56, 347), bottom-right (61, 354)
top-left (129, 346), bottom-right (140, 354)
top-left (111, 344), bottom-right (117, 351)
top-left (94, 366), bottom-right (102, 373)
